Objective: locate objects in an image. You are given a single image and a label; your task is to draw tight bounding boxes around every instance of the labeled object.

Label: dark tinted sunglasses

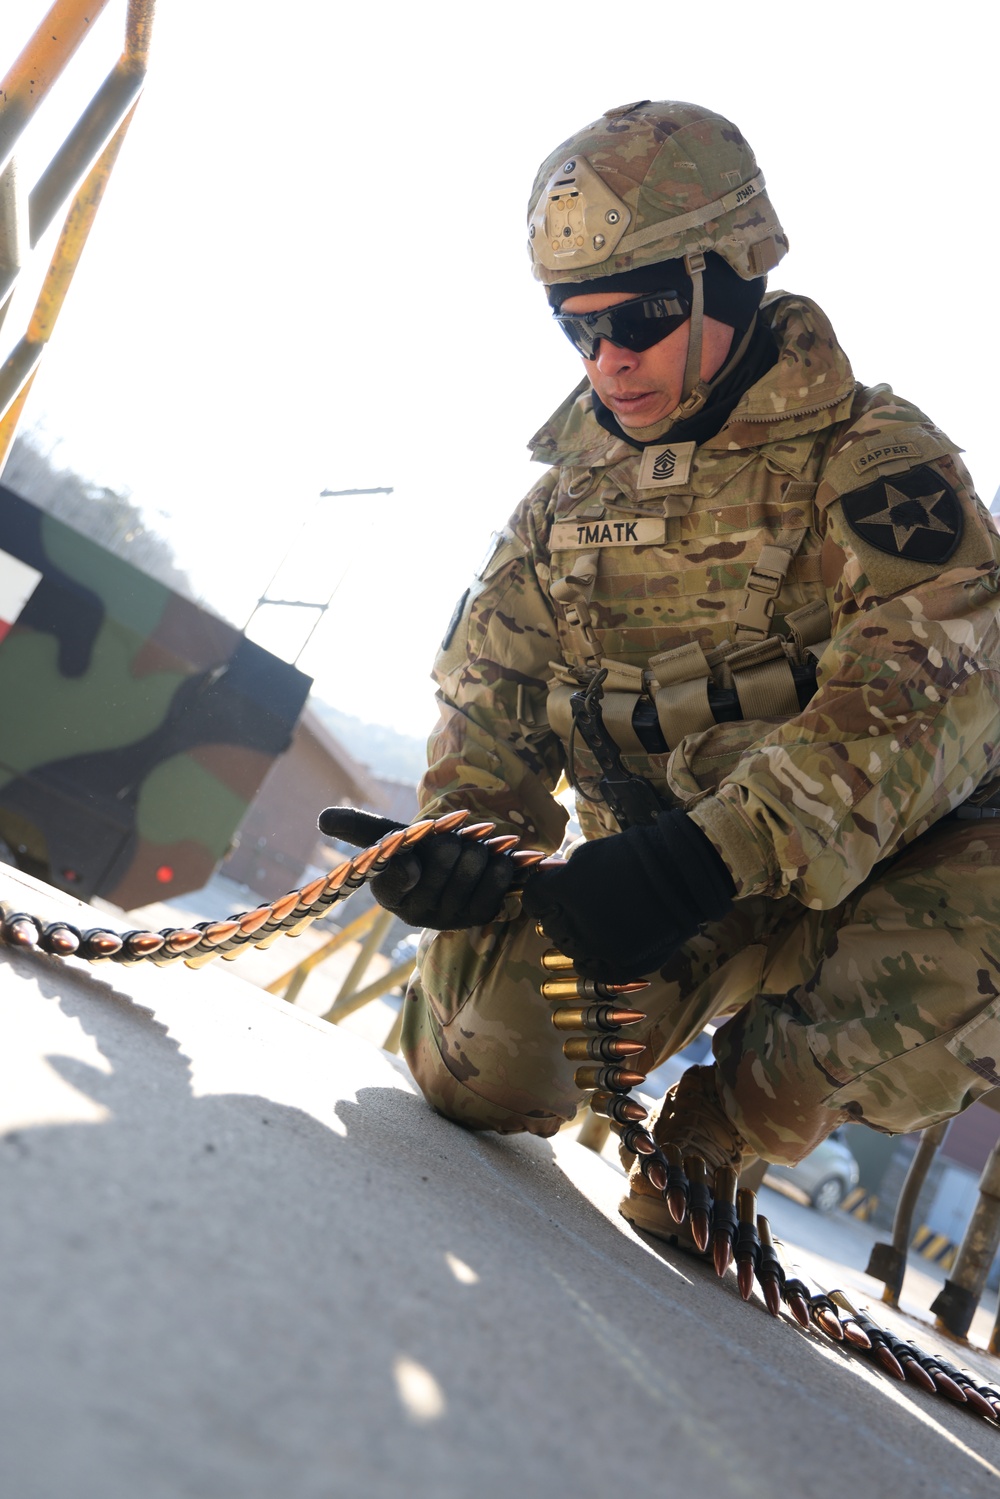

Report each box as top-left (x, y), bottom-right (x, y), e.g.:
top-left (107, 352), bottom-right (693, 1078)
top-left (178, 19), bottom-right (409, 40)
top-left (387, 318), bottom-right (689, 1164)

top-left (553, 290), bottom-right (690, 360)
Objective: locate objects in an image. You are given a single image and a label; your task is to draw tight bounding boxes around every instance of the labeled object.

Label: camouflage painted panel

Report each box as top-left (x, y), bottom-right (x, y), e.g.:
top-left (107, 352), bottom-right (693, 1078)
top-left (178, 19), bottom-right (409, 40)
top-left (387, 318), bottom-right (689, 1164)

top-left (0, 484), bottom-right (311, 908)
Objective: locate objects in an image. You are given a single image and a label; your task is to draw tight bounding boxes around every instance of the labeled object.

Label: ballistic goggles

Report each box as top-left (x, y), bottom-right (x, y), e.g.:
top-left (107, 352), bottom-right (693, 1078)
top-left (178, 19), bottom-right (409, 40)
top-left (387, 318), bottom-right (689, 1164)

top-left (553, 290), bottom-right (690, 360)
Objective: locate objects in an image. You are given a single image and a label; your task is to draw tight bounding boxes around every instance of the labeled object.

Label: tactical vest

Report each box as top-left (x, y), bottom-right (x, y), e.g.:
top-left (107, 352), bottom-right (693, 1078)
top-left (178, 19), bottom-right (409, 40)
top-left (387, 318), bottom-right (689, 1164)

top-left (542, 429), bottom-right (835, 827)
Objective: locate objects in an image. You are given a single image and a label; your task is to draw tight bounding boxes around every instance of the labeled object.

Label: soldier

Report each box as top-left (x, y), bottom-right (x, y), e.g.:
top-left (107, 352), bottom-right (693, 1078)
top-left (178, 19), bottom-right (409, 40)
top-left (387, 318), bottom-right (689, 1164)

top-left (321, 101), bottom-right (1000, 1245)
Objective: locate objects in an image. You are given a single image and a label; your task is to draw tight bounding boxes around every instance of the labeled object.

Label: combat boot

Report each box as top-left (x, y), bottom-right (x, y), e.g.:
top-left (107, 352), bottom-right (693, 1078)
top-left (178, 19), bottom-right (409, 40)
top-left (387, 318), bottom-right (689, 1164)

top-left (619, 1064), bottom-right (755, 1246)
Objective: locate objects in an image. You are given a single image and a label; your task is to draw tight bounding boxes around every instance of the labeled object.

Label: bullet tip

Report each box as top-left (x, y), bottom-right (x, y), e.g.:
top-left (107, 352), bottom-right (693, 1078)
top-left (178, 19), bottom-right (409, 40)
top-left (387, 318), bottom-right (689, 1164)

top-left (787, 1293), bottom-right (811, 1328)
top-left (814, 1307), bottom-right (844, 1341)
top-left (963, 1388), bottom-right (997, 1421)
top-left (932, 1371), bottom-right (968, 1404)
top-left (644, 1160), bottom-right (668, 1192)
top-left (712, 1239), bottom-right (732, 1278)
top-left (666, 1189), bottom-right (687, 1225)
top-left (875, 1346), bottom-right (906, 1382)
top-left (901, 1359), bottom-right (936, 1394)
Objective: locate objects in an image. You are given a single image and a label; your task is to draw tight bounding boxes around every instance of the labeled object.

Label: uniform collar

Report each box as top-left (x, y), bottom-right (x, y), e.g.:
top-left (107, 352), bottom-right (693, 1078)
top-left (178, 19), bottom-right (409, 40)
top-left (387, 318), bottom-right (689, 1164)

top-left (527, 293), bottom-right (858, 468)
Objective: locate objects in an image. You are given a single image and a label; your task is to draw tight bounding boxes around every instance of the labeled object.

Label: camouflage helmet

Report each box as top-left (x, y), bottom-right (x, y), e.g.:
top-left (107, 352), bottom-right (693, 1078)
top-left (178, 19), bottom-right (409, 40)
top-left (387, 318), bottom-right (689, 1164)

top-left (527, 100), bottom-right (787, 288)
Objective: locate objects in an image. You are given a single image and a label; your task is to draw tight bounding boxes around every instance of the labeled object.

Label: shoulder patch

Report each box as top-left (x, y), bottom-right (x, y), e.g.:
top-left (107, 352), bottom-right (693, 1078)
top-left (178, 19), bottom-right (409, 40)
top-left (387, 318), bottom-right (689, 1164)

top-left (441, 589), bottom-right (469, 651)
top-left (840, 465), bottom-right (962, 564)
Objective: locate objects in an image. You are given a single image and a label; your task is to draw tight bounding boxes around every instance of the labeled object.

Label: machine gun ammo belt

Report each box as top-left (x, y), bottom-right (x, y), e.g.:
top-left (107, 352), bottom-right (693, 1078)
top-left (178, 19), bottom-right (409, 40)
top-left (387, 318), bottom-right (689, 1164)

top-left (4, 808), bottom-right (1000, 1432)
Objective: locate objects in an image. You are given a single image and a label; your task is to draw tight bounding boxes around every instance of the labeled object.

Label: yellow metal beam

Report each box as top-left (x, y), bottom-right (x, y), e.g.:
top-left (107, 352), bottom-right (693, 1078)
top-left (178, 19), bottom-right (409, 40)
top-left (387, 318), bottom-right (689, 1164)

top-left (0, 101), bottom-right (135, 444)
top-left (322, 958), bottom-right (417, 1026)
top-left (263, 904), bottom-right (383, 998)
top-left (0, 0), bottom-right (157, 469)
top-left (0, 0), bottom-right (114, 178)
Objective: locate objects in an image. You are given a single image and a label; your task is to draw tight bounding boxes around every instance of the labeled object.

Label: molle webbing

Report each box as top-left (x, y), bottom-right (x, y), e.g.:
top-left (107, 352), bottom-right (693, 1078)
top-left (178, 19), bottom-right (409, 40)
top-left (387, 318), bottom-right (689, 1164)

top-left (648, 641), bottom-right (715, 750)
top-left (732, 528), bottom-right (807, 642)
top-left (550, 551), bottom-right (601, 668)
top-left (724, 637), bottom-right (799, 720)
top-left (547, 512), bottom-right (829, 756)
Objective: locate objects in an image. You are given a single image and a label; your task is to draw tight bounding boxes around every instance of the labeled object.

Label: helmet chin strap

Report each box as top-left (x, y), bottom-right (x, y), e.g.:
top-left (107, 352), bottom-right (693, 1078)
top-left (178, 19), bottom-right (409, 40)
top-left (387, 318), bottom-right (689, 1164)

top-left (678, 251), bottom-right (708, 413)
top-left (615, 252), bottom-right (758, 445)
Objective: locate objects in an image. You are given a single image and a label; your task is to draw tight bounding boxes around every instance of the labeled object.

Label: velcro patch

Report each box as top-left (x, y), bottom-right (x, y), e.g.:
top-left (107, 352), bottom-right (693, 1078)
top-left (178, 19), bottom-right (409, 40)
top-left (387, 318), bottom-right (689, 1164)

top-left (841, 466), bottom-right (963, 564)
top-left (440, 588), bottom-right (469, 651)
top-left (550, 517), bottom-right (666, 549)
top-left (852, 440), bottom-right (920, 475)
top-left (637, 441), bottom-right (695, 489)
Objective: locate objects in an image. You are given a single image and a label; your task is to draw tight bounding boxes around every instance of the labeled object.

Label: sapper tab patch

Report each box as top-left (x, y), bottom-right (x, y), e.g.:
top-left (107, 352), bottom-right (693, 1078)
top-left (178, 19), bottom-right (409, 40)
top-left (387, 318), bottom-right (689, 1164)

top-left (550, 516), bottom-right (666, 549)
top-left (637, 441), bottom-right (696, 489)
top-left (840, 465), bottom-right (963, 564)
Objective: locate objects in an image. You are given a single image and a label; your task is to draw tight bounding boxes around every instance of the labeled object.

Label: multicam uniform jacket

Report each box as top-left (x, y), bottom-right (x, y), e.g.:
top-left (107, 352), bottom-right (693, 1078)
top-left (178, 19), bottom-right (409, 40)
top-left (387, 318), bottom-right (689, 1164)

top-left (420, 295), bottom-right (1000, 911)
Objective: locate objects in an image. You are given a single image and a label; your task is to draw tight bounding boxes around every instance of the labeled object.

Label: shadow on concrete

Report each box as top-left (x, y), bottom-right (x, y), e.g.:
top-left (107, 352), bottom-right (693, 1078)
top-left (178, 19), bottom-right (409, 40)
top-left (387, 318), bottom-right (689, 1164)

top-left (1, 953), bottom-right (999, 1499)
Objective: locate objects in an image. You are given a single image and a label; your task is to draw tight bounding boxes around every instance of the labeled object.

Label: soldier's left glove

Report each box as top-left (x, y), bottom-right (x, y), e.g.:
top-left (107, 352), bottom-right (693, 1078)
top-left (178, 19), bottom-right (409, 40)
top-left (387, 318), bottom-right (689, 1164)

top-left (521, 809), bottom-right (735, 982)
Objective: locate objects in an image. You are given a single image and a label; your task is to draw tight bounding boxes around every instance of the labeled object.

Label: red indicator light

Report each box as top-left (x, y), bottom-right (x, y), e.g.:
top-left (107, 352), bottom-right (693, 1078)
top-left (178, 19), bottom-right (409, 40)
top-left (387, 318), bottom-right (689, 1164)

top-left (155, 865), bottom-right (174, 884)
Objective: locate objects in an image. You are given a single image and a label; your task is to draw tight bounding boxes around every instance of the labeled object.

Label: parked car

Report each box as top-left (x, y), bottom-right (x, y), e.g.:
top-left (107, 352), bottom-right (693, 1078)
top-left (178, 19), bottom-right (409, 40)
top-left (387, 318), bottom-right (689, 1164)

top-left (640, 1031), bottom-right (861, 1214)
top-left (765, 1131), bottom-right (860, 1213)
top-left (640, 1030), bottom-right (714, 1101)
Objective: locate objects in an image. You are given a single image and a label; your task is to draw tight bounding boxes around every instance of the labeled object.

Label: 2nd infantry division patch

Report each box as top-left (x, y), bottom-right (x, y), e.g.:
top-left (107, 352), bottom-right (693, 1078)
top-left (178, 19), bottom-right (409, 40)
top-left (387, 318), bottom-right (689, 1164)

top-left (841, 465), bottom-right (963, 564)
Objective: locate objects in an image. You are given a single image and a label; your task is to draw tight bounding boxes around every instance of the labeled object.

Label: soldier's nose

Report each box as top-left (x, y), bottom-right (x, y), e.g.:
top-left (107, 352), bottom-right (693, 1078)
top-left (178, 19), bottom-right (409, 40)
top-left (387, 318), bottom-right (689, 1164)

top-left (593, 339), bottom-right (639, 375)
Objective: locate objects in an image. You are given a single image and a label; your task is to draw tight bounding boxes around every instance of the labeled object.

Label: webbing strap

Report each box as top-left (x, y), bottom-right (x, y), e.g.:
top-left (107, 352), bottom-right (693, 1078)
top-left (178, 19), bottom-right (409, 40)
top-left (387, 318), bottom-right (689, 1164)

top-left (786, 599), bottom-right (831, 663)
top-left (599, 659), bottom-right (645, 694)
top-left (601, 692), bottom-right (645, 755)
top-left (785, 599), bottom-right (830, 651)
top-left (617, 172), bottom-right (767, 255)
top-left (546, 658), bottom-right (648, 753)
top-left (597, 659), bottom-right (647, 755)
top-left (648, 640), bottom-right (715, 750)
top-left (546, 680), bottom-right (576, 741)
top-left (727, 637), bottom-right (800, 719)
top-left (654, 679), bottom-right (714, 749)
top-left (550, 550), bottom-right (601, 668)
top-left (680, 252), bottom-right (705, 409)
top-left (732, 529), bottom-right (806, 643)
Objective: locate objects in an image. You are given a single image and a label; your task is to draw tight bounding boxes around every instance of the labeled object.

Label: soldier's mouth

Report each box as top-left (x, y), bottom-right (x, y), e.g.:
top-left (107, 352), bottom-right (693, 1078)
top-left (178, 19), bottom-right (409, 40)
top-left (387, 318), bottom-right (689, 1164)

top-left (605, 390), bottom-right (662, 415)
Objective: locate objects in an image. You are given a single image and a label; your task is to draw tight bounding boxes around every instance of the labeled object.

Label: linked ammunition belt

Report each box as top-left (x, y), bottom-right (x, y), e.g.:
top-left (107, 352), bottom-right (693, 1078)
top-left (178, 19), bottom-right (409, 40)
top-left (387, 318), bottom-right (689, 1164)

top-left (535, 934), bottom-right (1000, 1424)
top-left (0, 810), bottom-right (533, 969)
top-left (1, 811), bottom-right (997, 1425)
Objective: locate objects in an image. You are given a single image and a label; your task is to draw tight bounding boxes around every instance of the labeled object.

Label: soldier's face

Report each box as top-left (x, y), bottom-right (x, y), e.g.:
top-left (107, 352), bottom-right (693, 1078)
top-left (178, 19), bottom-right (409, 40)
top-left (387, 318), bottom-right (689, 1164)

top-left (559, 290), bottom-right (734, 426)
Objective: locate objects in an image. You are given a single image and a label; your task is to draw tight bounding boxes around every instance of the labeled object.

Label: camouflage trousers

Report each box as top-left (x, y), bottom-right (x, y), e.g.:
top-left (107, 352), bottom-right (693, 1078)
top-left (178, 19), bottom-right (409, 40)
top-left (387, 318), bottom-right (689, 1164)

top-left (400, 819), bottom-right (1000, 1164)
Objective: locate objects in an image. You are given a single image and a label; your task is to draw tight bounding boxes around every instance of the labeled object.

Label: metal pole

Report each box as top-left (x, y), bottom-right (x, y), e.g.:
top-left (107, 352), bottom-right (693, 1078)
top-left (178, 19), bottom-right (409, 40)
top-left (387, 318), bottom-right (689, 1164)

top-left (0, 0), bottom-right (114, 180)
top-left (324, 955), bottom-right (416, 1026)
top-left (322, 907), bottom-right (396, 1022)
top-left (931, 1138), bottom-right (1000, 1340)
top-left (383, 1004), bottom-right (405, 1054)
top-left (265, 904), bottom-right (380, 1000)
top-left (866, 1119), bottom-right (950, 1307)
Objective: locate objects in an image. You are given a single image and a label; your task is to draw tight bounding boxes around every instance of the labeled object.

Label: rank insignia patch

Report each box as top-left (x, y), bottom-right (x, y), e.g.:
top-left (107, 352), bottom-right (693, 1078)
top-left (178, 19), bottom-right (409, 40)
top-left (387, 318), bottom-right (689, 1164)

top-left (841, 465), bottom-right (963, 564)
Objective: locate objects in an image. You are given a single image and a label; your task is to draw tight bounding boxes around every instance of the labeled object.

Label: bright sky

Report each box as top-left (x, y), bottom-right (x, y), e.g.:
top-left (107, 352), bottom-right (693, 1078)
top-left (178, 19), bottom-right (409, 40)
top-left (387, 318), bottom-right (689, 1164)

top-left (1, 1), bottom-right (998, 736)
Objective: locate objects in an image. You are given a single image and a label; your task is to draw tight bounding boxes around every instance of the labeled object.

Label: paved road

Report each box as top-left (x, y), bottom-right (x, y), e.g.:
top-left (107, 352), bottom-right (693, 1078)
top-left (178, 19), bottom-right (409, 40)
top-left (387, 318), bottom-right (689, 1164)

top-left (1, 864), bottom-right (999, 1499)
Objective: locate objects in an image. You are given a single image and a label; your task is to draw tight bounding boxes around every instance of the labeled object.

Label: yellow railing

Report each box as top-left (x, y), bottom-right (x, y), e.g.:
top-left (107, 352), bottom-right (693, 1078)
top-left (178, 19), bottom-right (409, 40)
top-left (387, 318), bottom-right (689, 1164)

top-left (0, 0), bottom-right (156, 467)
top-left (265, 903), bottom-right (415, 1052)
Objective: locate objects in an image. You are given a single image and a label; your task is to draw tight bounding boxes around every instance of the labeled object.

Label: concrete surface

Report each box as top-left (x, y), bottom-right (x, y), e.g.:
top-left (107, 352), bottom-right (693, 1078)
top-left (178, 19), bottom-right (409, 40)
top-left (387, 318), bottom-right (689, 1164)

top-left (2, 865), bottom-right (1000, 1499)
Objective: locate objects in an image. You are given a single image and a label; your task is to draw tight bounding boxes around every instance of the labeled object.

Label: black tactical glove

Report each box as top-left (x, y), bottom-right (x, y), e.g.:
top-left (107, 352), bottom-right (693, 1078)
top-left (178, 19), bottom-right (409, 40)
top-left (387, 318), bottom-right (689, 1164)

top-left (317, 807), bottom-right (515, 930)
top-left (521, 809), bottom-right (735, 982)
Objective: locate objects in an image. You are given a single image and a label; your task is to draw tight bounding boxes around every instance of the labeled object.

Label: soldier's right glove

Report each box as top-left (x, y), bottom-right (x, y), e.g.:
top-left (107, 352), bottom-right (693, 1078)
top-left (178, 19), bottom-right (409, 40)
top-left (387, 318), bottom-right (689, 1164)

top-left (317, 806), bottom-right (515, 930)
